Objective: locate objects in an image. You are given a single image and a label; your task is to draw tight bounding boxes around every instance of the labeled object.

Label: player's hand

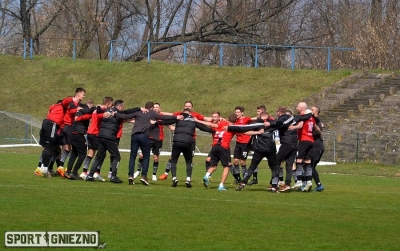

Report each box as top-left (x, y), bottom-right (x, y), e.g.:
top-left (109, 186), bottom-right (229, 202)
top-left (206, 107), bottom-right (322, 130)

top-left (150, 119), bottom-right (157, 125)
top-left (263, 121), bottom-right (270, 127)
top-left (176, 115), bottom-right (184, 120)
top-left (103, 111), bottom-right (112, 118)
top-left (141, 107), bottom-right (149, 113)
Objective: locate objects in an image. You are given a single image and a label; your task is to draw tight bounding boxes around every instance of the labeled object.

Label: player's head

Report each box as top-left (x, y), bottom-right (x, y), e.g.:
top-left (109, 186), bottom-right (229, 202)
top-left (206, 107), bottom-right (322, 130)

top-left (211, 111), bottom-right (220, 123)
top-left (311, 106), bottom-right (320, 117)
top-left (86, 99), bottom-right (94, 108)
top-left (296, 102), bottom-right (307, 114)
top-left (74, 87), bottom-right (86, 101)
top-left (234, 106), bottom-right (244, 118)
top-left (103, 97), bottom-right (114, 108)
top-left (184, 101), bottom-right (194, 112)
top-left (145, 101), bottom-right (154, 110)
top-left (256, 105), bottom-right (266, 118)
top-left (228, 113), bottom-right (237, 124)
top-left (153, 103), bottom-right (161, 113)
top-left (276, 106), bottom-right (286, 116)
top-left (114, 100), bottom-right (124, 111)
top-left (259, 111), bottom-right (269, 121)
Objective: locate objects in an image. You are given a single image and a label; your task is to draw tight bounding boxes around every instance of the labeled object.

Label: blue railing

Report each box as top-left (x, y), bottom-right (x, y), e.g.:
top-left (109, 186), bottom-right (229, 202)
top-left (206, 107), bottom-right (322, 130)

top-left (23, 38), bottom-right (355, 72)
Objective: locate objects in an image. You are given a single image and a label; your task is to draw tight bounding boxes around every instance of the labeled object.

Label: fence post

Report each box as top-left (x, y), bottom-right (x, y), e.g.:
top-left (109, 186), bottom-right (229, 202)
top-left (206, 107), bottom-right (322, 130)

top-left (147, 41), bottom-right (151, 63)
top-left (72, 41), bottom-right (76, 61)
top-left (327, 47), bottom-right (331, 72)
top-left (291, 47), bottom-right (295, 70)
top-left (333, 134), bottom-right (336, 162)
top-left (183, 43), bottom-right (187, 64)
top-left (355, 132), bottom-right (359, 162)
top-left (25, 115), bottom-right (29, 144)
top-left (109, 40), bottom-right (113, 62)
top-left (219, 44), bottom-right (223, 67)
top-left (23, 38), bottom-right (26, 59)
top-left (254, 45), bottom-right (258, 68)
top-left (30, 38), bottom-right (33, 59)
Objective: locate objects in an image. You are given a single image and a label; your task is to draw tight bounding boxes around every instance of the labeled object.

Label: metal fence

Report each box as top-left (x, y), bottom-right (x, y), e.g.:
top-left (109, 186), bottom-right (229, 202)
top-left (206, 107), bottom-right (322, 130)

top-left (21, 38), bottom-right (355, 72)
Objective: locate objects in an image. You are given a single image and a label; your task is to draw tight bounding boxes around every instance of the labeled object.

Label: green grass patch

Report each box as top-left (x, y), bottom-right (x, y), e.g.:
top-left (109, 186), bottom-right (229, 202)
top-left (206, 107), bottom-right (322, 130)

top-left (0, 55), bottom-right (352, 119)
top-left (1, 149), bottom-right (400, 251)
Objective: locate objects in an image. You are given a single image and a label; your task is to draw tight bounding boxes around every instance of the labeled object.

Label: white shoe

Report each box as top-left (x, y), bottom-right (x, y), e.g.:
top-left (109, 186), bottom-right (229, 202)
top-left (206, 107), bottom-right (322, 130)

top-left (152, 175), bottom-right (157, 181)
top-left (301, 182), bottom-right (313, 192)
top-left (79, 172), bottom-right (87, 180)
top-left (278, 181), bottom-right (285, 187)
top-left (107, 171), bottom-right (112, 179)
top-left (291, 181), bottom-right (303, 190)
top-left (94, 172), bottom-right (105, 182)
top-left (133, 171), bottom-right (141, 179)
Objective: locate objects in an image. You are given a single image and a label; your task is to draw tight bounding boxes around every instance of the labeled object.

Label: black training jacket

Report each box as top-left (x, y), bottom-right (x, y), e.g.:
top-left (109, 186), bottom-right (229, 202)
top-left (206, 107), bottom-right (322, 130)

top-left (71, 105), bottom-right (95, 135)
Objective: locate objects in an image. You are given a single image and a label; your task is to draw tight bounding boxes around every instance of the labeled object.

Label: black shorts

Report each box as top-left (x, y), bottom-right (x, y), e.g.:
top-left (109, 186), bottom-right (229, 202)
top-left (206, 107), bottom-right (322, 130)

top-left (87, 134), bottom-right (100, 150)
top-left (61, 124), bottom-right (72, 145)
top-left (209, 145), bottom-right (231, 167)
top-left (150, 139), bottom-right (162, 155)
top-left (233, 142), bottom-right (249, 159)
top-left (297, 141), bottom-right (314, 161)
top-left (40, 119), bottom-right (59, 145)
top-left (311, 140), bottom-right (324, 164)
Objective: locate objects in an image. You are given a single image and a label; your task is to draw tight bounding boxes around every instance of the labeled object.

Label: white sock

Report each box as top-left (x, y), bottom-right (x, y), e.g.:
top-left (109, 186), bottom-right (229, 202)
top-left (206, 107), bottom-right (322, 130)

top-left (205, 172), bottom-right (211, 178)
top-left (173, 177), bottom-right (177, 180)
top-left (219, 183), bottom-right (224, 187)
top-left (186, 177), bottom-right (191, 181)
top-left (164, 172), bottom-right (168, 175)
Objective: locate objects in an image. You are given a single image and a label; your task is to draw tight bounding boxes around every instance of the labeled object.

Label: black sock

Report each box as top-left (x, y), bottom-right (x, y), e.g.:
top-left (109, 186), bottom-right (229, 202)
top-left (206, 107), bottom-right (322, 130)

top-left (253, 172), bottom-right (258, 180)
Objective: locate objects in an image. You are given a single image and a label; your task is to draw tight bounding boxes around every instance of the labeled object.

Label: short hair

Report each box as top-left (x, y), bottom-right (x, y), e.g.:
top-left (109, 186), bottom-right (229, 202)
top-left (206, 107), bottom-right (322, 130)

top-left (212, 110), bottom-right (220, 117)
top-left (86, 99), bottom-right (94, 105)
top-left (102, 96), bottom-right (113, 105)
top-left (312, 106), bottom-right (321, 115)
top-left (183, 108), bottom-right (191, 113)
top-left (114, 100), bottom-right (124, 107)
top-left (277, 106), bottom-right (286, 113)
top-left (184, 101), bottom-right (193, 107)
top-left (260, 112), bottom-right (269, 118)
top-left (145, 101), bottom-right (154, 109)
top-left (257, 105), bottom-right (266, 111)
top-left (228, 113), bottom-right (237, 123)
top-left (75, 87), bottom-right (86, 93)
top-left (56, 100), bottom-right (62, 104)
top-left (154, 102), bottom-right (160, 106)
top-left (235, 106), bottom-right (244, 112)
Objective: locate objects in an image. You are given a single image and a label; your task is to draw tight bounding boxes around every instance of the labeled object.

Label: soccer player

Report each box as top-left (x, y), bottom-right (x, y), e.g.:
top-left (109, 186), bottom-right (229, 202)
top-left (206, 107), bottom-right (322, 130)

top-left (86, 100), bottom-right (145, 183)
top-left (289, 102), bottom-right (322, 192)
top-left (232, 106), bottom-right (252, 183)
top-left (64, 99), bottom-right (95, 180)
top-left (234, 112), bottom-right (293, 193)
top-left (195, 113), bottom-right (238, 191)
top-left (311, 106), bottom-right (325, 191)
top-left (58, 88), bottom-right (86, 172)
top-left (247, 105), bottom-right (276, 185)
top-left (113, 101), bottom-right (182, 185)
top-left (133, 103), bottom-right (174, 181)
top-left (156, 108), bottom-right (214, 187)
top-left (273, 106), bottom-right (298, 192)
top-left (40, 89), bottom-right (85, 177)
top-left (80, 97), bottom-right (114, 180)
top-left (159, 101), bottom-right (210, 180)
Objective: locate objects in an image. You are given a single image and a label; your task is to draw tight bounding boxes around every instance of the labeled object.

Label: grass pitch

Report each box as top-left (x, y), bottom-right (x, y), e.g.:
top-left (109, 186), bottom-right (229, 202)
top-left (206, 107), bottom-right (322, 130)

top-left (1, 148), bottom-right (400, 251)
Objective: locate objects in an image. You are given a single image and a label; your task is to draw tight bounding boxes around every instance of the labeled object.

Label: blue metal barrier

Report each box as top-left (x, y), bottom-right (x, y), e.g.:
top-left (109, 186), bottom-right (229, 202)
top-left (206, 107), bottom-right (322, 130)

top-left (22, 38), bottom-right (355, 71)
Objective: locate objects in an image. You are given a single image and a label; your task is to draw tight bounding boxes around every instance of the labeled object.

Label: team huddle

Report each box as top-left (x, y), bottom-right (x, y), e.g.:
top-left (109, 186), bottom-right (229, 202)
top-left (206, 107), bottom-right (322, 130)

top-left (35, 87), bottom-right (325, 193)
